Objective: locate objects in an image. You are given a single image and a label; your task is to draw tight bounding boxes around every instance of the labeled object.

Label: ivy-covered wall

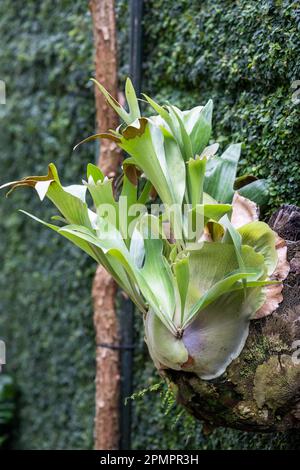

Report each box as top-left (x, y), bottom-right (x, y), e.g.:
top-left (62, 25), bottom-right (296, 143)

top-left (0, 0), bottom-right (96, 449)
top-left (0, 0), bottom-right (299, 450)
top-left (141, 0), bottom-right (300, 211)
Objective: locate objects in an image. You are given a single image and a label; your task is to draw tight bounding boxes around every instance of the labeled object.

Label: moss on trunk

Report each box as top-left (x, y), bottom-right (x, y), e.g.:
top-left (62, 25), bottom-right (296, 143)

top-left (165, 205), bottom-right (300, 432)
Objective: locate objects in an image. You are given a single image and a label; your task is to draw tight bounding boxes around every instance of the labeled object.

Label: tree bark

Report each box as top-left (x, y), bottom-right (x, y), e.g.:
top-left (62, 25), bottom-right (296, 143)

top-left (90, 0), bottom-right (121, 450)
top-left (166, 205), bottom-right (300, 432)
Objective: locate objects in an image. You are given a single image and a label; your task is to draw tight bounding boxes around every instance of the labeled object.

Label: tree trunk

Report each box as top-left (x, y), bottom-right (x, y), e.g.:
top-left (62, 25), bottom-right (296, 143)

top-left (166, 205), bottom-right (300, 432)
top-left (90, 0), bottom-right (121, 450)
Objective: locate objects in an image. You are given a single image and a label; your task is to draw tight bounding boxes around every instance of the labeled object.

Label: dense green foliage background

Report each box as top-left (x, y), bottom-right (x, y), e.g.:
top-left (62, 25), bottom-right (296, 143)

top-left (0, 374), bottom-right (16, 448)
top-left (0, 0), bottom-right (299, 449)
top-left (0, 0), bottom-right (96, 449)
top-left (140, 0), bottom-right (300, 211)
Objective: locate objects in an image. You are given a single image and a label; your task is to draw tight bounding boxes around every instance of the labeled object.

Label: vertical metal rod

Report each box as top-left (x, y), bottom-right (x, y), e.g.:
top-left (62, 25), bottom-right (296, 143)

top-left (119, 0), bottom-right (143, 451)
top-left (119, 298), bottom-right (134, 450)
top-left (130, 0), bottom-right (143, 95)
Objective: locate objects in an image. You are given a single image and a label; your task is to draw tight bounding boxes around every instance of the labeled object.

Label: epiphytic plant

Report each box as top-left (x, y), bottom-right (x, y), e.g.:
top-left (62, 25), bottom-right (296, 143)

top-left (1, 79), bottom-right (289, 379)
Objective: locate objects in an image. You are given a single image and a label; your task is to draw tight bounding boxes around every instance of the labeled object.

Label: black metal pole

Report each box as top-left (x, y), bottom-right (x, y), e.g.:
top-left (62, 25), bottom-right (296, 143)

top-left (119, 0), bottom-right (143, 451)
top-left (119, 297), bottom-right (134, 450)
top-left (129, 0), bottom-right (143, 95)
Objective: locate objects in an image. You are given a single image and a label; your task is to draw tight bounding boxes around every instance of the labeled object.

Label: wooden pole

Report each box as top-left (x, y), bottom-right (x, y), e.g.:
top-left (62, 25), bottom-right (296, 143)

top-left (89, 0), bottom-right (121, 450)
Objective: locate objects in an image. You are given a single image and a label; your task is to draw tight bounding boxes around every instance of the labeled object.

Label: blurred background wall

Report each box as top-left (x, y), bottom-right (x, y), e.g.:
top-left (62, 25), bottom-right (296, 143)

top-left (0, 0), bottom-right (299, 449)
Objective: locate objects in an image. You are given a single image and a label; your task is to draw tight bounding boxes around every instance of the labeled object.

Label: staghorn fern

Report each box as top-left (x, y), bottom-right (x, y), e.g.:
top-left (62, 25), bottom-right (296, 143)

top-left (0, 79), bottom-right (289, 380)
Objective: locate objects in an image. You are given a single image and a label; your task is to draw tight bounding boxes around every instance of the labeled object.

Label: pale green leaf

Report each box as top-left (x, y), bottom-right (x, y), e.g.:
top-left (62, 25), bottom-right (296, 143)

top-left (119, 118), bottom-right (183, 237)
top-left (204, 143), bottom-right (241, 203)
top-left (184, 270), bottom-right (257, 327)
top-left (238, 179), bottom-right (269, 205)
top-left (187, 158), bottom-right (207, 207)
top-left (220, 214), bottom-right (245, 274)
top-left (238, 221), bottom-right (277, 275)
top-left (173, 254), bottom-right (190, 324)
top-left (140, 238), bottom-right (176, 325)
top-left (184, 100), bottom-right (213, 155)
top-left (145, 310), bottom-right (189, 370)
top-left (184, 242), bottom-right (266, 326)
top-left (125, 77), bottom-right (141, 121)
top-left (87, 163), bottom-right (104, 183)
top-left (182, 287), bottom-right (263, 379)
top-left (91, 78), bottom-right (131, 124)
